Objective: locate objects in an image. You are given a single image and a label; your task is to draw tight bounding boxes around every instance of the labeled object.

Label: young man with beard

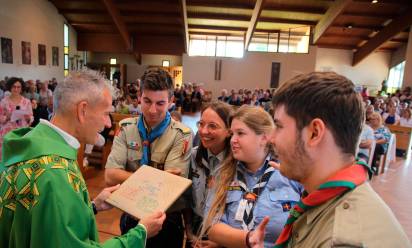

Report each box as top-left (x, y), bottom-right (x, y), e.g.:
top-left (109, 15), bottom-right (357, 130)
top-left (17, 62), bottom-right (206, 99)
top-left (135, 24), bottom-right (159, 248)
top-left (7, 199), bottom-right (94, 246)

top-left (248, 72), bottom-right (410, 247)
top-left (105, 67), bottom-right (192, 248)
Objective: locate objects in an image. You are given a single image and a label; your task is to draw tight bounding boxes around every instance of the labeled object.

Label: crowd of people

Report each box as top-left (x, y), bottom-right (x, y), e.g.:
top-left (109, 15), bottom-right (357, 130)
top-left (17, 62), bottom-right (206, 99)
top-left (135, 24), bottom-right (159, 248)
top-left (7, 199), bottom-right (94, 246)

top-left (0, 68), bottom-right (410, 248)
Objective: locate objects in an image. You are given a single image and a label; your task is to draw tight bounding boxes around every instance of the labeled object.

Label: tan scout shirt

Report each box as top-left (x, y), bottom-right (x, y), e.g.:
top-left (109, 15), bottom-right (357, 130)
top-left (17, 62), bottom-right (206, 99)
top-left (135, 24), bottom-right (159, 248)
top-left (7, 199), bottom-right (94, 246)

top-left (106, 116), bottom-right (193, 211)
top-left (287, 183), bottom-right (411, 248)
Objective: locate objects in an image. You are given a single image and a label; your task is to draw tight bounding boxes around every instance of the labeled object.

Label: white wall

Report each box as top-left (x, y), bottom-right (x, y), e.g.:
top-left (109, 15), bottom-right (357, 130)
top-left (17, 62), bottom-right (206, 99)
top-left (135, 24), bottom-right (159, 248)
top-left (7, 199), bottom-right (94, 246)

top-left (183, 47), bottom-right (317, 98)
top-left (88, 52), bottom-right (182, 82)
top-left (403, 29), bottom-right (412, 88)
top-left (315, 48), bottom-right (390, 94)
top-left (0, 0), bottom-right (78, 82)
top-left (390, 44), bottom-right (406, 68)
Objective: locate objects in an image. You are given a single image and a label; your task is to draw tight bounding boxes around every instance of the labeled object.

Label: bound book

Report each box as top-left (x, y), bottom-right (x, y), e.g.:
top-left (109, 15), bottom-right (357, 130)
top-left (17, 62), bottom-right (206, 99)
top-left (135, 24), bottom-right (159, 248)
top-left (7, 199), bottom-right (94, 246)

top-left (106, 166), bottom-right (192, 219)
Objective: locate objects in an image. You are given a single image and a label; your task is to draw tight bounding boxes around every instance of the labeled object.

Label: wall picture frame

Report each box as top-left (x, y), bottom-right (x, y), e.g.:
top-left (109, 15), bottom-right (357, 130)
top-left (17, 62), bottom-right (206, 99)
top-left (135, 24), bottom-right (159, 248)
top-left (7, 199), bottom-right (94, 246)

top-left (22, 41), bottom-right (31, 65)
top-left (38, 44), bottom-right (46, 65)
top-left (52, 46), bottom-right (58, 66)
top-left (1, 37), bottom-right (13, 64)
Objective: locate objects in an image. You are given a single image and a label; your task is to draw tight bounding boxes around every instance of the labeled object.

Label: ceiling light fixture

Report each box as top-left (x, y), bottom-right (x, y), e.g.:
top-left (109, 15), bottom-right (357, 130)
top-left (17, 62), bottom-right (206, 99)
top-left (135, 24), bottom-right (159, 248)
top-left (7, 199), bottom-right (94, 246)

top-left (372, 0), bottom-right (378, 3)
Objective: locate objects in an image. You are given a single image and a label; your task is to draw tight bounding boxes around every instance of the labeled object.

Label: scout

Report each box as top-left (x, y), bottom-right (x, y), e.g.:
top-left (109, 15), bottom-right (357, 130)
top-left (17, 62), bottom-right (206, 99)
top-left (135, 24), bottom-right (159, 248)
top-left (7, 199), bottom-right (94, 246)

top-left (105, 67), bottom-right (192, 248)
top-left (248, 72), bottom-right (411, 247)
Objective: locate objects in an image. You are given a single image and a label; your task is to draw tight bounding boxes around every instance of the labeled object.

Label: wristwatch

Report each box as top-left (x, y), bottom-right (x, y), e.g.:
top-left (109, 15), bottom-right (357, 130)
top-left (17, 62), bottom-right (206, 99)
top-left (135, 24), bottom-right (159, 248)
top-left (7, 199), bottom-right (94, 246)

top-left (91, 201), bottom-right (98, 215)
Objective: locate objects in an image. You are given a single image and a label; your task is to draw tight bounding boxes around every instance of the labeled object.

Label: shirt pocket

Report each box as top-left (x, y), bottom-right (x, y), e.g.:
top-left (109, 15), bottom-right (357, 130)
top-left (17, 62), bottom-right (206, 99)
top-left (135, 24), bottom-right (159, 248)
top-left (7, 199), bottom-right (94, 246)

top-left (268, 188), bottom-right (299, 213)
top-left (223, 190), bottom-right (243, 224)
top-left (126, 148), bottom-right (142, 171)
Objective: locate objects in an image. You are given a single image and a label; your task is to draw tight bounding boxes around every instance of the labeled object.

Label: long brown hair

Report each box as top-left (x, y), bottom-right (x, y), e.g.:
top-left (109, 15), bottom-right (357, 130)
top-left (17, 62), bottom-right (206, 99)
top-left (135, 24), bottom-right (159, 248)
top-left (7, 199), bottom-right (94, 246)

top-left (198, 105), bottom-right (275, 240)
top-left (195, 101), bottom-right (233, 167)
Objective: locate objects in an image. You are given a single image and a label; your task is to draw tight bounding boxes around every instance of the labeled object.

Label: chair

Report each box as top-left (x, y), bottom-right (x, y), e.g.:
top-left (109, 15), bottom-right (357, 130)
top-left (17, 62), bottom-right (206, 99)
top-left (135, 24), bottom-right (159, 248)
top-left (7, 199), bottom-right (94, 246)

top-left (386, 124), bottom-right (412, 157)
top-left (367, 140), bottom-right (376, 169)
top-left (110, 113), bottom-right (138, 137)
top-left (378, 134), bottom-right (396, 174)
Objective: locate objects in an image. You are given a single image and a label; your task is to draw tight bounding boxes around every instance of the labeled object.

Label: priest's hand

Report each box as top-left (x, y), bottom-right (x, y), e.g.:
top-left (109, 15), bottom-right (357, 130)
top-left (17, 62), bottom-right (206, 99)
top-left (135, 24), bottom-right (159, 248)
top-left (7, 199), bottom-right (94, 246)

top-left (248, 216), bottom-right (270, 248)
top-left (93, 184), bottom-right (120, 212)
top-left (139, 211), bottom-right (166, 238)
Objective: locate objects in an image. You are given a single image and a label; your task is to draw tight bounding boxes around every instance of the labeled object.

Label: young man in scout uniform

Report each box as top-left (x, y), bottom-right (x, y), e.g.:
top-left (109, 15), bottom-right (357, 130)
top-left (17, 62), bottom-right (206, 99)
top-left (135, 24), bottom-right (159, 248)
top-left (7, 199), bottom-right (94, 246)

top-left (248, 72), bottom-right (410, 247)
top-left (0, 69), bottom-right (165, 247)
top-left (105, 67), bottom-right (192, 248)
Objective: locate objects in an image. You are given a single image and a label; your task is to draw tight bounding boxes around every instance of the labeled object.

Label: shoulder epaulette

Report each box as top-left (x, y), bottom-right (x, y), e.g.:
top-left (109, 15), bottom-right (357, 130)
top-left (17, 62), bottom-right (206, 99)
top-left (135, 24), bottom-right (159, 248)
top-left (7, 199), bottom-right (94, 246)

top-left (119, 117), bottom-right (138, 127)
top-left (172, 120), bottom-right (192, 135)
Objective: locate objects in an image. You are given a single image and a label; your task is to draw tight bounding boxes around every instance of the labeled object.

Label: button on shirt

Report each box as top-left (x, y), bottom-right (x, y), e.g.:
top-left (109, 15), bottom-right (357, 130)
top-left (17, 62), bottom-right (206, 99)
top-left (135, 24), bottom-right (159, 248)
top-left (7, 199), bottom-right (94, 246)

top-left (207, 158), bottom-right (303, 247)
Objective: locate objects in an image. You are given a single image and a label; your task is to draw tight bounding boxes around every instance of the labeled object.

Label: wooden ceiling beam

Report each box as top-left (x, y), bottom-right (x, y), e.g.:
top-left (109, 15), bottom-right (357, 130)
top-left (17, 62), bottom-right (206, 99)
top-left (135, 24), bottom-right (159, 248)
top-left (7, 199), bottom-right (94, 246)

top-left (314, 0), bottom-right (352, 44)
top-left (71, 21), bottom-right (112, 26)
top-left (180, 0), bottom-right (189, 53)
top-left (188, 1), bottom-right (254, 10)
top-left (317, 44), bottom-right (356, 50)
top-left (187, 12), bottom-right (251, 21)
top-left (259, 17), bottom-right (317, 26)
top-left (189, 24), bottom-right (281, 33)
top-left (101, 0), bottom-right (135, 60)
top-left (353, 8), bottom-right (412, 65)
top-left (342, 12), bottom-right (395, 19)
top-left (332, 24), bottom-right (382, 31)
top-left (59, 9), bottom-right (106, 14)
top-left (188, 24), bottom-right (247, 31)
top-left (263, 5), bottom-right (325, 15)
top-left (187, 1), bottom-right (326, 15)
top-left (245, 0), bottom-right (266, 51)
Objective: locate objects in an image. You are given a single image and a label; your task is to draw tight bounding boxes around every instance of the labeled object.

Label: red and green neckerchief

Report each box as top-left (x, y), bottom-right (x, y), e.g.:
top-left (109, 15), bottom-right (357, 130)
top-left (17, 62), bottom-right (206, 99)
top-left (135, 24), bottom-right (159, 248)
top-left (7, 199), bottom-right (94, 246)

top-left (273, 160), bottom-right (370, 248)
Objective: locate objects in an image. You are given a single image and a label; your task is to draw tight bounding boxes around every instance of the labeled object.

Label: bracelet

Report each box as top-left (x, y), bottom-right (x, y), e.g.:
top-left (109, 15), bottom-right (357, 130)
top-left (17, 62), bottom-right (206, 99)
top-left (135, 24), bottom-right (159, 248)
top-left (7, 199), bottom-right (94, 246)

top-left (91, 201), bottom-right (98, 215)
top-left (246, 230), bottom-right (252, 248)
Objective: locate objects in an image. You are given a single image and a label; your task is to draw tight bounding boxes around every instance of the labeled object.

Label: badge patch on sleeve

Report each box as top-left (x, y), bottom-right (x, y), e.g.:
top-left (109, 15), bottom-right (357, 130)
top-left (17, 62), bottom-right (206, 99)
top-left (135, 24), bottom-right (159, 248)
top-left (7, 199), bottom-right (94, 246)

top-left (280, 201), bottom-right (296, 212)
top-left (182, 139), bottom-right (189, 155)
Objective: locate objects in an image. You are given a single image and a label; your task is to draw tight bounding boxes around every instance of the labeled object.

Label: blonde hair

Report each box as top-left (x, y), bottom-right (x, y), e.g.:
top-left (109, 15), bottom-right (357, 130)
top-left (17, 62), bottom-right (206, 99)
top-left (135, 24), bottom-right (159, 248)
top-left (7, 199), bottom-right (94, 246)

top-left (198, 105), bottom-right (274, 241)
top-left (370, 112), bottom-right (383, 126)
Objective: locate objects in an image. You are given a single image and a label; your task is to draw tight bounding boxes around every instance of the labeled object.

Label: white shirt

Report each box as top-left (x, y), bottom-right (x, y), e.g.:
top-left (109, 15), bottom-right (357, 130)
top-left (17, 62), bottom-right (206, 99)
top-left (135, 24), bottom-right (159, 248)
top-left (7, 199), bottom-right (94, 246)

top-left (128, 104), bottom-right (141, 115)
top-left (400, 117), bottom-right (412, 128)
top-left (40, 119), bottom-right (80, 149)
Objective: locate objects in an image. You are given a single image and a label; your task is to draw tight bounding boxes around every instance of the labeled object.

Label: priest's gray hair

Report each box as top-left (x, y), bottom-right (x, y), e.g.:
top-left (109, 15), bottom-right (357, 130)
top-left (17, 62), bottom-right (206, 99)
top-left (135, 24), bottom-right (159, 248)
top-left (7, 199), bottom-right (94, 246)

top-left (53, 69), bottom-right (114, 114)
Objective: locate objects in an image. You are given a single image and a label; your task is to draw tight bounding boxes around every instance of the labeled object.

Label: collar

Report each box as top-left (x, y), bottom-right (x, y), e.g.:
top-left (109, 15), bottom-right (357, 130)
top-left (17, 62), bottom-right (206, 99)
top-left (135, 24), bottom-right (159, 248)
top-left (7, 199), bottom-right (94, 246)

top-left (40, 119), bottom-right (80, 149)
top-left (237, 154), bottom-right (271, 176)
top-left (207, 149), bottom-right (226, 163)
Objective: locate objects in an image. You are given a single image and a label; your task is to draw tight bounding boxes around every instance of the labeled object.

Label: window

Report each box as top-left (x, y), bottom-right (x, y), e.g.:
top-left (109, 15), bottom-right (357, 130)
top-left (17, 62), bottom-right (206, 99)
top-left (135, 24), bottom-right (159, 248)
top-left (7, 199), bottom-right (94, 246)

top-left (110, 58), bottom-right (117, 65)
top-left (63, 23), bottom-right (69, 76)
top-left (387, 61), bottom-right (405, 93)
top-left (189, 35), bottom-right (244, 58)
top-left (162, 60), bottom-right (170, 67)
top-left (248, 26), bottom-right (310, 54)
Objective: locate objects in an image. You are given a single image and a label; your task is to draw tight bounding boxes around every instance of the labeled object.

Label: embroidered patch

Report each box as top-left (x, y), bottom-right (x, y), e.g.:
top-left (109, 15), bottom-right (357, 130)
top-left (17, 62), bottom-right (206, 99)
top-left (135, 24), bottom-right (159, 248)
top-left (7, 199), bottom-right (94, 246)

top-left (227, 186), bottom-right (241, 191)
top-left (182, 139), bottom-right (189, 155)
top-left (127, 141), bottom-right (140, 150)
top-left (280, 201), bottom-right (296, 212)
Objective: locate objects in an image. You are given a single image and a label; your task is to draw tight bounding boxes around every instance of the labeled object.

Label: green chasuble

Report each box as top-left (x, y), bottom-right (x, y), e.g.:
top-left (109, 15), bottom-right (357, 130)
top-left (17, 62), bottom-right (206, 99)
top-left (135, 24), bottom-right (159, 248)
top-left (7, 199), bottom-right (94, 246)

top-left (0, 123), bottom-right (147, 248)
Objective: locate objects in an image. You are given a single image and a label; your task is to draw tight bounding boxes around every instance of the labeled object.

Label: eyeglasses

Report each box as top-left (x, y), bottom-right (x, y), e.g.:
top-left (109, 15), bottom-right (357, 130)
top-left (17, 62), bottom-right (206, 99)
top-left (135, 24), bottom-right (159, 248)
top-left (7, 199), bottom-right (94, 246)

top-left (196, 121), bottom-right (223, 132)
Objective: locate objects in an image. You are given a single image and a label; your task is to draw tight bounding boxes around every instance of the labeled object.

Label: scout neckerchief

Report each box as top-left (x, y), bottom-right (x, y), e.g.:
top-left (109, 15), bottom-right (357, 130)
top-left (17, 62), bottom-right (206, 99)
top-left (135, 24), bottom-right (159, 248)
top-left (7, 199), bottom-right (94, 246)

top-left (273, 160), bottom-right (369, 248)
top-left (137, 112), bottom-right (171, 166)
top-left (236, 157), bottom-right (274, 231)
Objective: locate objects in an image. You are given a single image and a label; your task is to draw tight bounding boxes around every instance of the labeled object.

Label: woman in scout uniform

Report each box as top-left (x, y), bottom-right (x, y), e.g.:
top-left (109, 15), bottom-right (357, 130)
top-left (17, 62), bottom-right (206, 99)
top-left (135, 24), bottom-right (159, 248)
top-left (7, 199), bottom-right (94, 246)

top-left (198, 105), bottom-right (302, 248)
top-left (187, 101), bottom-right (232, 245)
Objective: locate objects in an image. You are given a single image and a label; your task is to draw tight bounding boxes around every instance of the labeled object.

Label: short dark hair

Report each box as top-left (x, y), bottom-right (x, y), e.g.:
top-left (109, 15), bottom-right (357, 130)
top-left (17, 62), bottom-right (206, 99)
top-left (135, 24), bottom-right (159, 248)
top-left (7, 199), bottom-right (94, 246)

top-left (140, 67), bottom-right (174, 98)
top-left (6, 77), bottom-right (24, 92)
top-left (272, 72), bottom-right (364, 156)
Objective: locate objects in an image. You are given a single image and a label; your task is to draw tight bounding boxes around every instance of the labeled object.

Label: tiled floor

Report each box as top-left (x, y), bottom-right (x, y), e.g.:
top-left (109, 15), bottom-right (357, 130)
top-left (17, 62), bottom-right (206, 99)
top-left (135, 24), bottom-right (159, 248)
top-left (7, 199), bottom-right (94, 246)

top-left (86, 112), bottom-right (412, 242)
